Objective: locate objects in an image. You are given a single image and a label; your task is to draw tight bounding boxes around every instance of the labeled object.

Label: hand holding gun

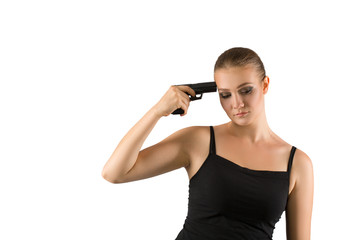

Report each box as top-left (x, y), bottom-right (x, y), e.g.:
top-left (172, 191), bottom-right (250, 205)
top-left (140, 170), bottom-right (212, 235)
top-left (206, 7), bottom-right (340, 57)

top-left (171, 81), bottom-right (217, 115)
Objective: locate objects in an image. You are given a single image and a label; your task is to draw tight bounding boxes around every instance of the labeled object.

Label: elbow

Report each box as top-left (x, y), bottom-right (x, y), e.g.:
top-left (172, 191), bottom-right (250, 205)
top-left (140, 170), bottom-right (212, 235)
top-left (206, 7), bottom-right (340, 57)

top-left (101, 168), bottom-right (123, 184)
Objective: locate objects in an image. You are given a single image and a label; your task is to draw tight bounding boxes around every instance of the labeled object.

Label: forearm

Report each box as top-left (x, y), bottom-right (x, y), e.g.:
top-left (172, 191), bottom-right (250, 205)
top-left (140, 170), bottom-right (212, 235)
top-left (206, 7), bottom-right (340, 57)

top-left (102, 106), bottom-right (162, 182)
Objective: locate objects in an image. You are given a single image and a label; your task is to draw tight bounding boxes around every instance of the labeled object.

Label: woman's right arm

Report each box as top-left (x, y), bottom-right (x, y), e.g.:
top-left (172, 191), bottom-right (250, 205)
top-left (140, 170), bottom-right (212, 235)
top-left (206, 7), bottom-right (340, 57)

top-left (101, 85), bottom-right (196, 183)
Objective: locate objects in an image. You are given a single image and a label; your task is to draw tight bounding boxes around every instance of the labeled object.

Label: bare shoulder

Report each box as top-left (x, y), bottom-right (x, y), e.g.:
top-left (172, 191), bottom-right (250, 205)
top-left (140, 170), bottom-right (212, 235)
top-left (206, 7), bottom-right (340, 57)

top-left (291, 147), bottom-right (314, 194)
top-left (175, 125), bottom-right (210, 136)
top-left (173, 125), bottom-right (210, 144)
top-left (293, 148), bottom-right (314, 177)
top-left (173, 125), bottom-right (211, 167)
top-left (173, 126), bottom-right (214, 180)
top-left (286, 147), bottom-right (314, 238)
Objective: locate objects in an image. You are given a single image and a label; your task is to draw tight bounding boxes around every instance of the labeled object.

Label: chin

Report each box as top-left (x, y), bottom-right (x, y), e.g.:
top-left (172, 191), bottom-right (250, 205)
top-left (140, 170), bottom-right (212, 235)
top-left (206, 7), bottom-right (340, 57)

top-left (228, 113), bottom-right (251, 124)
top-left (233, 118), bottom-right (250, 125)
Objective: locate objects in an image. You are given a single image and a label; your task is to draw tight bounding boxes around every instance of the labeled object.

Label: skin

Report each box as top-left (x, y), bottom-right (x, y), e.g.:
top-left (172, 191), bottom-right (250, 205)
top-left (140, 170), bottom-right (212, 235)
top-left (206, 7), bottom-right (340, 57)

top-left (102, 65), bottom-right (314, 240)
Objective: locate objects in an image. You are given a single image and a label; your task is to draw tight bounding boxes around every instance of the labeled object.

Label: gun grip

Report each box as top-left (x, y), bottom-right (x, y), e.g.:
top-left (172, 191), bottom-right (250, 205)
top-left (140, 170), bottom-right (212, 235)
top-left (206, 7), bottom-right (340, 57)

top-left (171, 93), bottom-right (203, 115)
top-left (171, 108), bottom-right (184, 115)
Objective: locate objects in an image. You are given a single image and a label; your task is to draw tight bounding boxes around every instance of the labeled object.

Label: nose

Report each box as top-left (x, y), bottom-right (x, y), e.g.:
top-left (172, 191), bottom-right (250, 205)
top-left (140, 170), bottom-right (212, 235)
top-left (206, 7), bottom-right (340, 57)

top-left (232, 94), bottom-right (244, 109)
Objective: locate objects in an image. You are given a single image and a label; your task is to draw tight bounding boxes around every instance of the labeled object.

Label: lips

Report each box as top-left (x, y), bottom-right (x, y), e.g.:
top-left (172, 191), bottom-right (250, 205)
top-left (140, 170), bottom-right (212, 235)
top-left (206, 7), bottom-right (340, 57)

top-left (235, 111), bottom-right (248, 116)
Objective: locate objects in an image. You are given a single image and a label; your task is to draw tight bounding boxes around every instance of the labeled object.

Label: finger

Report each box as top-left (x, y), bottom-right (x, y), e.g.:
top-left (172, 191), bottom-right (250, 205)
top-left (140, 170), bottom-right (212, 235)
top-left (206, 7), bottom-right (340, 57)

top-left (177, 85), bottom-right (196, 97)
top-left (170, 86), bottom-right (190, 102)
top-left (178, 89), bottom-right (194, 104)
top-left (180, 97), bottom-right (190, 115)
top-left (178, 93), bottom-right (190, 107)
top-left (173, 100), bottom-right (186, 116)
top-left (174, 93), bottom-right (189, 111)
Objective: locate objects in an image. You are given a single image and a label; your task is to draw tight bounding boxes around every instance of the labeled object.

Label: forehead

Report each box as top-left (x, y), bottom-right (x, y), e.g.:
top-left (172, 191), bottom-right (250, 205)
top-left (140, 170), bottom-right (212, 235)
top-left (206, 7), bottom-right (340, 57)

top-left (214, 65), bottom-right (257, 83)
top-left (214, 66), bottom-right (259, 89)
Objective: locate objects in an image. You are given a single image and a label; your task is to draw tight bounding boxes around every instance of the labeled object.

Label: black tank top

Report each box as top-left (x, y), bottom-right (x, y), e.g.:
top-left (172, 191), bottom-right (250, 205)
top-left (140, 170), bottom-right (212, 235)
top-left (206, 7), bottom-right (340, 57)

top-left (175, 126), bottom-right (296, 240)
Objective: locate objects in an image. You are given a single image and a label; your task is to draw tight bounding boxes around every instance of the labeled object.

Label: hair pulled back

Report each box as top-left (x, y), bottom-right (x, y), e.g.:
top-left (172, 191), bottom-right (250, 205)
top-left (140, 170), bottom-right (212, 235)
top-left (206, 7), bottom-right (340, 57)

top-left (214, 47), bottom-right (266, 80)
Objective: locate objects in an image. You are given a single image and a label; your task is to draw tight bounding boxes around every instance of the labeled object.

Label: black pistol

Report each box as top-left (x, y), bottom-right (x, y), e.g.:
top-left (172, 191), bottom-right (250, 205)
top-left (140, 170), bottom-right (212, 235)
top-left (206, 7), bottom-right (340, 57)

top-left (172, 81), bottom-right (217, 115)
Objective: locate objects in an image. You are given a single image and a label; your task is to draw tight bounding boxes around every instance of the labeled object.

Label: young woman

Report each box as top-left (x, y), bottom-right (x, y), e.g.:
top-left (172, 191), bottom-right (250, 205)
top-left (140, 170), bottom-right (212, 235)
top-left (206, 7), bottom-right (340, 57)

top-left (102, 47), bottom-right (314, 240)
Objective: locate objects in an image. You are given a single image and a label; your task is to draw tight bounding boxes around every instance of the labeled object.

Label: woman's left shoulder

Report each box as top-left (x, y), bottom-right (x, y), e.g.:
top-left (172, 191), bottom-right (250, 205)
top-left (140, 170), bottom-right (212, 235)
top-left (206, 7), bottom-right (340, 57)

top-left (293, 147), bottom-right (313, 171)
top-left (291, 147), bottom-right (314, 182)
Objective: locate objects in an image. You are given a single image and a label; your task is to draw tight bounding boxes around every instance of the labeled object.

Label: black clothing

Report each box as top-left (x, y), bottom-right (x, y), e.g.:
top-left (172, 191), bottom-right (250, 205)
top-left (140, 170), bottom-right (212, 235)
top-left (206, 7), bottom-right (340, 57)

top-left (175, 126), bottom-right (296, 240)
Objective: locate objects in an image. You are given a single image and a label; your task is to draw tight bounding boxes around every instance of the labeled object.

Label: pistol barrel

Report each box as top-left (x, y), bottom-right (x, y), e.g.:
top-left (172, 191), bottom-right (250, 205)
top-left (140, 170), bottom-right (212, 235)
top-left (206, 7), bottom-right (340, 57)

top-left (187, 82), bottom-right (217, 93)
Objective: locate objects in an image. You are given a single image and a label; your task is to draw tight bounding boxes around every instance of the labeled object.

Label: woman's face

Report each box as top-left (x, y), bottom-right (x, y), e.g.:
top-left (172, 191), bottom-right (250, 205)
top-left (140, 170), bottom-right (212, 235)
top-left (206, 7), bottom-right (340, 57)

top-left (214, 65), bottom-right (269, 125)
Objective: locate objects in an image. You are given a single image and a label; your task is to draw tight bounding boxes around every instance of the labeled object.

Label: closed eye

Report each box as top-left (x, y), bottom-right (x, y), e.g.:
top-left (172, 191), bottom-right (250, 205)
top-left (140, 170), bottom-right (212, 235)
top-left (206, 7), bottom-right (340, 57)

top-left (240, 87), bottom-right (253, 94)
top-left (220, 93), bottom-right (231, 99)
top-left (220, 87), bottom-right (253, 98)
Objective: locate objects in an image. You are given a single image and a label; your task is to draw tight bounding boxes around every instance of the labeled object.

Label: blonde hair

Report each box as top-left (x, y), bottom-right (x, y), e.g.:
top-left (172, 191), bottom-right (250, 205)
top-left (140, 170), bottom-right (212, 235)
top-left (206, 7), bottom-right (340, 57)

top-left (214, 47), bottom-right (266, 80)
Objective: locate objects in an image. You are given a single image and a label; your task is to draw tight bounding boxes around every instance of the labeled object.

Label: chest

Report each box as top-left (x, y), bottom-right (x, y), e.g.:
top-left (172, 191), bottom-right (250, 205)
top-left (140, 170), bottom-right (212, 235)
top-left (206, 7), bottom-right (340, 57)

top-left (215, 140), bottom-right (291, 172)
top-left (188, 154), bottom-right (289, 223)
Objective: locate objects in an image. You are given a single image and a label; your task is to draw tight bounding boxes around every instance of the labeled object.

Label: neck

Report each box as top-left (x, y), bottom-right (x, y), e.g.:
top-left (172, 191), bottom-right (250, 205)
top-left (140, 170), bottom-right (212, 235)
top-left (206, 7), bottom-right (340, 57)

top-left (226, 110), bottom-right (274, 144)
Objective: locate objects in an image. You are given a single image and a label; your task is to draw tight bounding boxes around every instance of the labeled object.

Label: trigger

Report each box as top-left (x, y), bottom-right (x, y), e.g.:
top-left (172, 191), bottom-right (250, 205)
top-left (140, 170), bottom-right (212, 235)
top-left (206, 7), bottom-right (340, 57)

top-left (190, 93), bottom-right (203, 100)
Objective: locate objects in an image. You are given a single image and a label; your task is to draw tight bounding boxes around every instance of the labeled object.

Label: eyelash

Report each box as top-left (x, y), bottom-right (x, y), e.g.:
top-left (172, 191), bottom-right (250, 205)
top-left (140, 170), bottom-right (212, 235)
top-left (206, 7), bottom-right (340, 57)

top-left (220, 88), bottom-right (253, 99)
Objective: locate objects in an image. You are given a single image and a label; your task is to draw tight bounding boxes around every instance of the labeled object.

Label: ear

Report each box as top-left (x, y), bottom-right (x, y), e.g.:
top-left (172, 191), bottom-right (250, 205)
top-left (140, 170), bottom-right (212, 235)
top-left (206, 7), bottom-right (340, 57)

top-left (262, 76), bottom-right (270, 94)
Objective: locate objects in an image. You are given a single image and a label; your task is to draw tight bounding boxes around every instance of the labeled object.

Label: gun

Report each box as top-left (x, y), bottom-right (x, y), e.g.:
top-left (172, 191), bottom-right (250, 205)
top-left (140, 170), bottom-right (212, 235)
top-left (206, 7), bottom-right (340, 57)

top-left (171, 81), bottom-right (217, 115)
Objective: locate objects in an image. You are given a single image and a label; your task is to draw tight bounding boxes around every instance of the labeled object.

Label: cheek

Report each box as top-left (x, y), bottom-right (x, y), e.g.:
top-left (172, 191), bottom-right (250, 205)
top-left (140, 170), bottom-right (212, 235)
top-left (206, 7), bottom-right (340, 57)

top-left (249, 91), bottom-right (262, 106)
top-left (246, 96), bottom-right (257, 106)
top-left (219, 98), bottom-right (231, 111)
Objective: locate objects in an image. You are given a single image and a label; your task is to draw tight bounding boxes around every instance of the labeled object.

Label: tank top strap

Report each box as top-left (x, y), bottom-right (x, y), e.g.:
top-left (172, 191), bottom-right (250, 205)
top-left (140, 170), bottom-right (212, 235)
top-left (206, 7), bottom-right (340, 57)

top-left (209, 126), bottom-right (216, 155)
top-left (287, 146), bottom-right (297, 173)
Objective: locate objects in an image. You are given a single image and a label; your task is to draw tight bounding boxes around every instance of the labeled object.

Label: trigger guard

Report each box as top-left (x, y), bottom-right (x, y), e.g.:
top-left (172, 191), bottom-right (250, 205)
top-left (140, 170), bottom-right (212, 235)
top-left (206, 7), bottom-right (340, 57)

top-left (189, 93), bottom-right (203, 101)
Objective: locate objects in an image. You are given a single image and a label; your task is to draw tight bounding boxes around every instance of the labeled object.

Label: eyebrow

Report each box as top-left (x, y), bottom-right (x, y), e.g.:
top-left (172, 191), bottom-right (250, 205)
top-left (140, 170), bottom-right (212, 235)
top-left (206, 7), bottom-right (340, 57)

top-left (218, 82), bottom-right (252, 91)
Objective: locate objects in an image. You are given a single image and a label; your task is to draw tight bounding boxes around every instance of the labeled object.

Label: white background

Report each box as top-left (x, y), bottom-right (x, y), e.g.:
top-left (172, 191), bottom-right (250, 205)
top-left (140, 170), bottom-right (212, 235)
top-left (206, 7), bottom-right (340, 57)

top-left (1, 1), bottom-right (359, 239)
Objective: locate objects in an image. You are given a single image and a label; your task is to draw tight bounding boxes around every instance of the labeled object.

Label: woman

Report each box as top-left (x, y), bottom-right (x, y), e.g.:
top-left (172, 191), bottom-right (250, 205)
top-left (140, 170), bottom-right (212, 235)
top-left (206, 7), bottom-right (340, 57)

top-left (102, 47), bottom-right (314, 239)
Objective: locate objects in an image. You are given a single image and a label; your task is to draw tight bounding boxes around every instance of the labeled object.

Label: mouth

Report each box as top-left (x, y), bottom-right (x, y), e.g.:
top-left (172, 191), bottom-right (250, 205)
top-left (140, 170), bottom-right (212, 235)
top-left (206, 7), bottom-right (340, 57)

top-left (234, 111), bottom-right (248, 116)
